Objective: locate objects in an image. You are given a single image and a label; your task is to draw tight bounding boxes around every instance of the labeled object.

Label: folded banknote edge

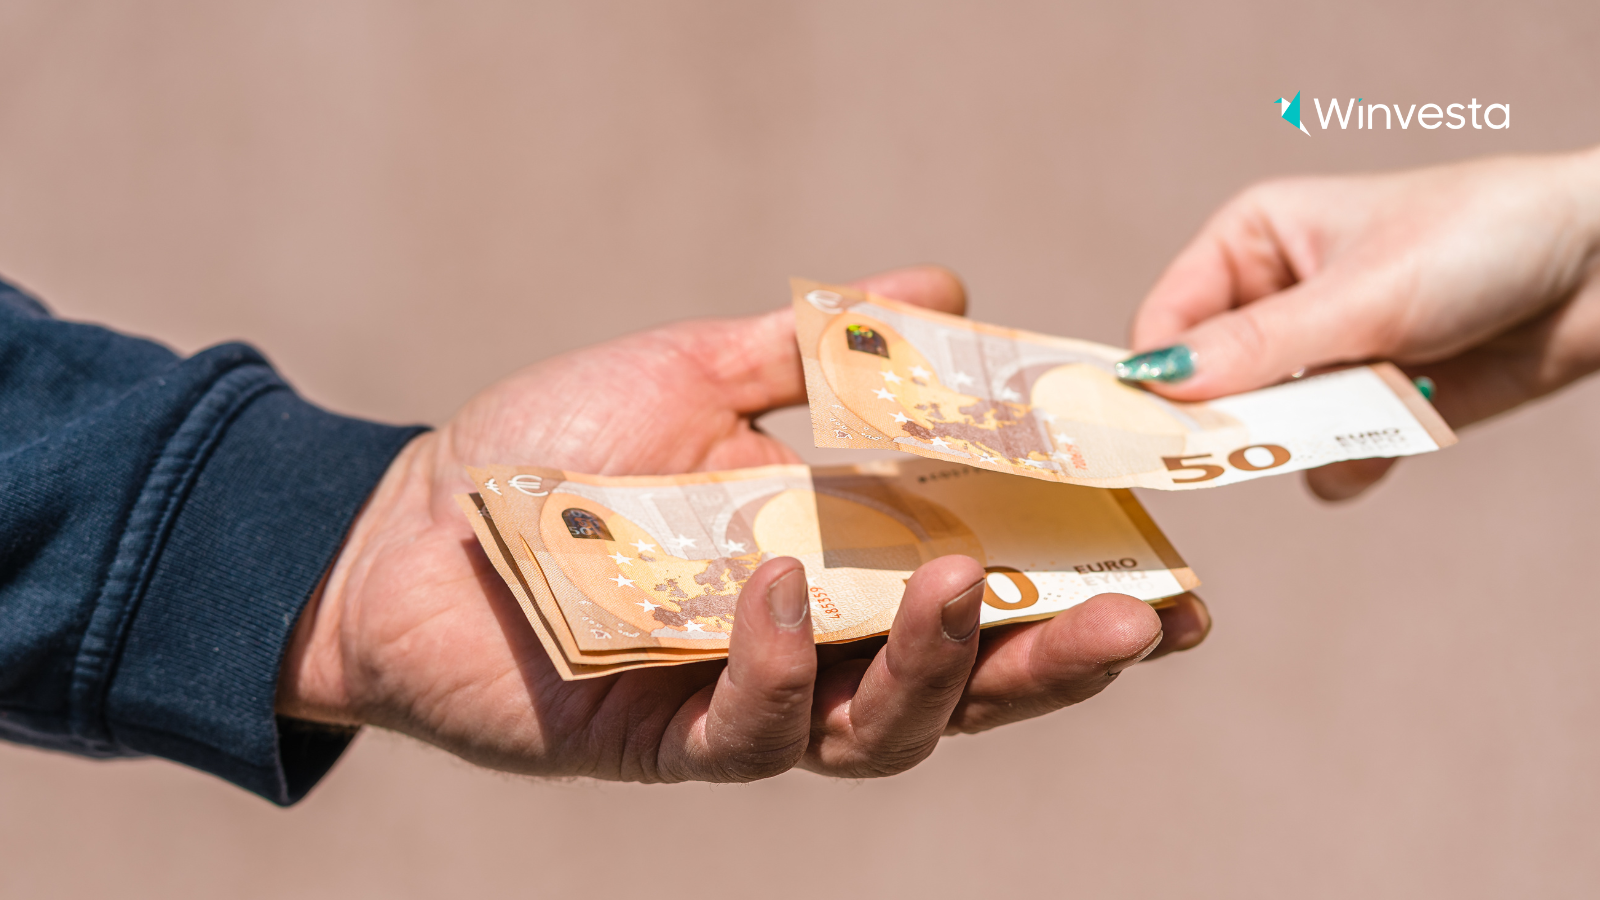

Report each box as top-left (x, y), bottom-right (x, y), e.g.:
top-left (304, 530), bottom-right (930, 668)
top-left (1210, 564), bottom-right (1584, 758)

top-left (1369, 362), bottom-right (1458, 449)
top-left (456, 494), bottom-right (715, 680)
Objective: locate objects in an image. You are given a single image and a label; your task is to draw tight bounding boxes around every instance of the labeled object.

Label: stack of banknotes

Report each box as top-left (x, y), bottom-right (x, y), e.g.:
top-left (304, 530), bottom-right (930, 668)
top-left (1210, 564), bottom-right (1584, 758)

top-left (459, 280), bottom-right (1456, 679)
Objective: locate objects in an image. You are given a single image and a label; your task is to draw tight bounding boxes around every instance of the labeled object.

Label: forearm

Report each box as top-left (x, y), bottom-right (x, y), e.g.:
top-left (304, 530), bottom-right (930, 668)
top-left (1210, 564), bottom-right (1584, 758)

top-left (0, 277), bottom-right (424, 804)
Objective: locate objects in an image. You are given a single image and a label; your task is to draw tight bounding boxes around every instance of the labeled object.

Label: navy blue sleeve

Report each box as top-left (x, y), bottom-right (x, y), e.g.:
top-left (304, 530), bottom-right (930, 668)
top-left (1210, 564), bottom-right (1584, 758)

top-left (0, 276), bottom-right (426, 805)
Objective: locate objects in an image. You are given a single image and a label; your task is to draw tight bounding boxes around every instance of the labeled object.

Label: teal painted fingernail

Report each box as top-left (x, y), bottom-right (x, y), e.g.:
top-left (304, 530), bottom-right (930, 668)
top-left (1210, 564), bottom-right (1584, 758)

top-left (1412, 376), bottom-right (1436, 401)
top-left (1115, 345), bottom-right (1196, 383)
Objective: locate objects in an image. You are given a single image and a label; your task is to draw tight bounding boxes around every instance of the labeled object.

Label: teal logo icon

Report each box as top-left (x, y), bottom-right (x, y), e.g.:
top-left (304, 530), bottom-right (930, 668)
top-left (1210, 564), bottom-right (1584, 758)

top-left (1276, 91), bottom-right (1310, 135)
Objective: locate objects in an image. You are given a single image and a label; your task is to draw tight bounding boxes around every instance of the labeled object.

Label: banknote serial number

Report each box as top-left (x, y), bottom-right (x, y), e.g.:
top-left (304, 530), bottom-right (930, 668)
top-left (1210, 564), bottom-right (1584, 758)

top-left (916, 467), bottom-right (984, 484)
top-left (809, 585), bottom-right (843, 620)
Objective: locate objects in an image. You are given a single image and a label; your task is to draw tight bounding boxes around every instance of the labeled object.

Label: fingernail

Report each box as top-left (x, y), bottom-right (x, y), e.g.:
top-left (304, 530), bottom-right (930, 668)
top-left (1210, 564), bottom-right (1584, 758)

top-left (766, 570), bottom-right (809, 629)
top-left (1412, 376), bottom-right (1436, 401)
top-left (1115, 346), bottom-right (1196, 383)
top-left (1107, 631), bottom-right (1164, 676)
top-left (941, 579), bottom-right (985, 642)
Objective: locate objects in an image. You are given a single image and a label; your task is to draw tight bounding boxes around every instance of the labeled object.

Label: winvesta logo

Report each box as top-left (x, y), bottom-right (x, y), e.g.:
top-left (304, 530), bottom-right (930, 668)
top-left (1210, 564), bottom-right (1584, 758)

top-left (1275, 91), bottom-right (1510, 133)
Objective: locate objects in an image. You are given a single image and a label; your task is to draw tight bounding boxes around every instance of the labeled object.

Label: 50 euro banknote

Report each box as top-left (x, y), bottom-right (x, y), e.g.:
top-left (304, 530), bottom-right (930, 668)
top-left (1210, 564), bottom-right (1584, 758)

top-left (460, 459), bottom-right (1197, 679)
top-left (794, 278), bottom-right (1457, 490)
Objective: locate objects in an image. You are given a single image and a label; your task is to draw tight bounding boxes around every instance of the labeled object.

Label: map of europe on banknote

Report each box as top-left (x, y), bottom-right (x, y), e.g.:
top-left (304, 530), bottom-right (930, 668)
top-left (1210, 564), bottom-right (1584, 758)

top-left (462, 460), bottom-right (1196, 678)
top-left (794, 279), bottom-right (1456, 490)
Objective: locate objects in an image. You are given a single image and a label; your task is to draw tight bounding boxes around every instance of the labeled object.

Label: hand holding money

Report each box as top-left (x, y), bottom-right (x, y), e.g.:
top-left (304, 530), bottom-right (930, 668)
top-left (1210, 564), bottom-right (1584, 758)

top-left (1128, 149), bottom-right (1600, 498)
top-left (276, 265), bottom-right (1210, 785)
top-left (794, 279), bottom-right (1454, 490)
top-left (460, 459), bottom-right (1196, 677)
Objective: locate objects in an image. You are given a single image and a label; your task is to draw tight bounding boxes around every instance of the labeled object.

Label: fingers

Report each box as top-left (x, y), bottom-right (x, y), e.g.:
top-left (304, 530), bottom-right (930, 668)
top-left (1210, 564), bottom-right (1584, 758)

top-left (703, 264), bottom-right (969, 415)
top-left (1124, 274), bottom-right (1394, 401)
top-left (658, 557), bottom-right (817, 782)
top-left (658, 573), bottom-right (1203, 780)
top-left (801, 555), bottom-right (986, 777)
top-left (851, 265), bottom-right (968, 317)
top-left (1146, 592), bottom-right (1212, 662)
top-left (943, 592), bottom-right (1164, 734)
top-left (1304, 457), bottom-right (1400, 502)
top-left (1131, 187), bottom-right (1307, 352)
top-left (1125, 181), bottom-right (1397, 401)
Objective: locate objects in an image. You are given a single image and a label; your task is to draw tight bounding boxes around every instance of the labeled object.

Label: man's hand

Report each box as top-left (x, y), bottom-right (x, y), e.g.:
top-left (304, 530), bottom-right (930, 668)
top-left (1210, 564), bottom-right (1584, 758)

top-left (277, 266), bottom-right (1210, 782)
top-left (1125, 148), bottom-right (1600, 500)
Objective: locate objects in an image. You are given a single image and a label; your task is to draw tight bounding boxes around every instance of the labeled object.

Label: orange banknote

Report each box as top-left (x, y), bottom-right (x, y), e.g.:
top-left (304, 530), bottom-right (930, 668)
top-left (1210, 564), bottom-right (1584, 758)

top-left (462, 459), bottom-right (1196, 679)
top-left (794, 278), bottom-right (1455, 489)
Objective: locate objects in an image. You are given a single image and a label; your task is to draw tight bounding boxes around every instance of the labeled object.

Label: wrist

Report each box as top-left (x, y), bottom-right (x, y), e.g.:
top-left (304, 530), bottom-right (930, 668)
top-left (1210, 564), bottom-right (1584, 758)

top-left (276, 432), bottom-right (439, 726)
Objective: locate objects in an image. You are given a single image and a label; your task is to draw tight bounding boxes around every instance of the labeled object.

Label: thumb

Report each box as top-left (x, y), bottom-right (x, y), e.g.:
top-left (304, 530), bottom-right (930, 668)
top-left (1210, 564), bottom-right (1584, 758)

top-left (690, 265), bottom-right (970, 416)
top-left (1117, 277), bottom-right (1389, 401)
top-left (850, 264), bottom-right (968, 317)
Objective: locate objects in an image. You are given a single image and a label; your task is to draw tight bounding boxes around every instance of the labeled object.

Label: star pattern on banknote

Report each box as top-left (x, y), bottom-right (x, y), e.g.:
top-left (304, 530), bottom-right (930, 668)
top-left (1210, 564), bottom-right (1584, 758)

top-left (892, 412), bottom-right (910, 424)
top-left (465, 451), bottom-right (1204, 673)
top-left (880, 370), bottom-right (902, 384)
top-left (929, 437), bottom-right (952, 451)
top-left (796, 283), bottom-right (1455, 491)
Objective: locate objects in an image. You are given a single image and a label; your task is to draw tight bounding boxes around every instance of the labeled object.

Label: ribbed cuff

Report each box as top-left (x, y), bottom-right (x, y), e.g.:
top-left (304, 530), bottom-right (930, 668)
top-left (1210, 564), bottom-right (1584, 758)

top-left (103, 382), bottom-right (424, 805)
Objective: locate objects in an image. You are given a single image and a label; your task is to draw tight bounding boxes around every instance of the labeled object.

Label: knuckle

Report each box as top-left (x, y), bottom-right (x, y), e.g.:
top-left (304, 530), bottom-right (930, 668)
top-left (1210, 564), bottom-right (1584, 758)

top-left (854, 740), bottom-right (940, 778)
top-left (710, 738), bottom-right (808, 783)
top-left (1034, 674), bottom-right (1114, 709)
top-left (699, 686), bottom-right (814, 783)
top-left (1355, 275), bottom-right (1418, 358)
top-left (827, 717), bottom-right (948, 778)
top-left (1244, 175), bottom-right (1314, 204)
top-left (883, 641), bottom-right (974, 697)
top-left (1232, 182), bottom-right (1274, 212)
top-left (907, 664), bottom-right (974, 701)
top-left (1232, 179), bottom-right (1291, 216)
top-left (1224, 306), bottom-right (1273, 369)
top-left (736, 664), bottom-right (817, 715)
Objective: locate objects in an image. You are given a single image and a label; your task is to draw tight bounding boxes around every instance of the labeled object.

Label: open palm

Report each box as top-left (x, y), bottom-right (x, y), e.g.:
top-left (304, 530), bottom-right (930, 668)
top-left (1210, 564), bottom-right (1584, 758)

top-left (279, 266), bottom-right (1211, 782)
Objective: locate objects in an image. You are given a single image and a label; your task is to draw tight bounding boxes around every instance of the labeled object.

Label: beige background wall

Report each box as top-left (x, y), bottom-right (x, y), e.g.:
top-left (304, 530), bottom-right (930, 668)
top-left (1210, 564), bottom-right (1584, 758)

top-left (3, 2), bottom-right (1599, 897)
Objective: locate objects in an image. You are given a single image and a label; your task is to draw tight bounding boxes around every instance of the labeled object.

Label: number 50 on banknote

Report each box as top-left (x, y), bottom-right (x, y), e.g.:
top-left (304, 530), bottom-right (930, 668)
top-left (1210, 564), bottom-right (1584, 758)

top-left (794, 278), bottom-right (1455, 490)
top-left (462, 461), bottom-right (1198, 678)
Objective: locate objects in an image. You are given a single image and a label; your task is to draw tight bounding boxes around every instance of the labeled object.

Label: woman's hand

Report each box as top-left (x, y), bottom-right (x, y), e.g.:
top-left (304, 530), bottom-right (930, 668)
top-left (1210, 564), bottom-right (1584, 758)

top-left (1121, 148), bottom-right (1600, 499)
top-left (277, 266), bottom-right (1211, 783)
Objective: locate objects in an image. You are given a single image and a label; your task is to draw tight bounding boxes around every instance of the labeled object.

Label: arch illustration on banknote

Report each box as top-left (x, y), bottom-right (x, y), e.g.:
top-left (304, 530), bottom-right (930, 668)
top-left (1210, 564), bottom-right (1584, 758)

top-left (794, 279), bottom-right (1453, 490)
